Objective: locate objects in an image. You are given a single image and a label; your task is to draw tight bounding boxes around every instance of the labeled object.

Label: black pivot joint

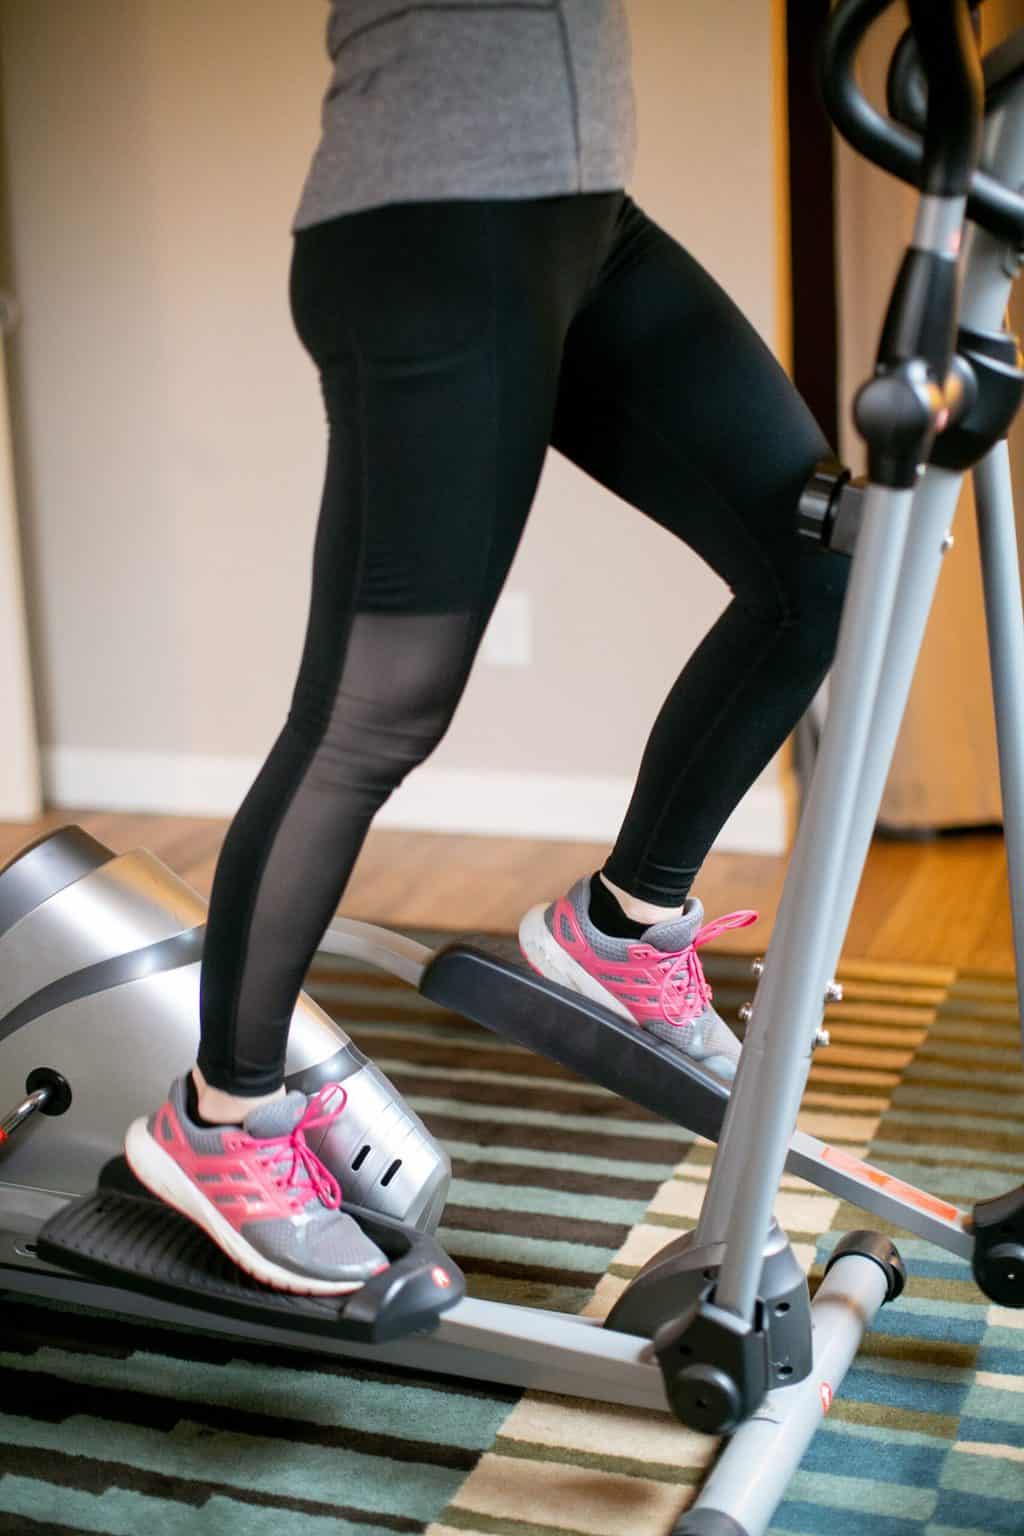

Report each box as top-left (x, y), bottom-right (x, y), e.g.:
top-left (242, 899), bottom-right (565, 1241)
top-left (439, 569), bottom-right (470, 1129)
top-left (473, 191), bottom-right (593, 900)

top-left (972, 1185), bottom-right (1024, 1307)
top-left (854, 358), bottom-right (945, 490)
top-left (797, 458), bottom-right (865, 555)
top-left (654, 1287), bottom-right (771, 1435)
top-left (856, 241), bottom-right (971, 488)
top-left (930, 328), bottom-right (1024, 471)
top-left (825, 1229), bottom-right (907, 1302)
top-left (25, 1066), bottom-right (72, 1117)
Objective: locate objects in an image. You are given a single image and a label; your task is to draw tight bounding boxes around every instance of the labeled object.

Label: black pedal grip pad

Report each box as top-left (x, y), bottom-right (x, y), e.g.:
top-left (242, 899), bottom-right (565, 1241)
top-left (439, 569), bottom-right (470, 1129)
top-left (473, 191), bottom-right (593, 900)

top-left (36, 1164), bottom-right (463, 1344)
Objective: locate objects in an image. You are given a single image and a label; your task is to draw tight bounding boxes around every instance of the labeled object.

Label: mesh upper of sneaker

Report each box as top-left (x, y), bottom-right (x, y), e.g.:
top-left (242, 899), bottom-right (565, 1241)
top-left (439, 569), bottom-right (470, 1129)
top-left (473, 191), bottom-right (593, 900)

top-left (548, 876), bottom-right (744, 1072)
top-left (156, 1075), bottom-right (388, 1280)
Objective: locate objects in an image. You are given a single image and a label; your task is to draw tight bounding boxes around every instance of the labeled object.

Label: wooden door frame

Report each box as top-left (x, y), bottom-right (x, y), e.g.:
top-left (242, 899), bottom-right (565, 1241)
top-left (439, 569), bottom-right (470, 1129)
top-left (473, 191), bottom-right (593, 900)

top-left (786, 0), bottom-right (840, 449)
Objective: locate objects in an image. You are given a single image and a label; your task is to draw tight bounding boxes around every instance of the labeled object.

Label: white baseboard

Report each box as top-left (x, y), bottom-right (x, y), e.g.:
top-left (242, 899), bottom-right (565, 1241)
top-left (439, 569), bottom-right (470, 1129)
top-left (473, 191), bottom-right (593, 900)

top-left (42, 746), bottom-right (793, 854)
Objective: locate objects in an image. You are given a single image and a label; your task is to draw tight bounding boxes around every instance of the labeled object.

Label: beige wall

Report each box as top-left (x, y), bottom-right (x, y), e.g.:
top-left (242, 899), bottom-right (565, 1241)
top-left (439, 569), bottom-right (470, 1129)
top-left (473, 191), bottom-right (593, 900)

top-left (0, 0), bottom-right (791, 842)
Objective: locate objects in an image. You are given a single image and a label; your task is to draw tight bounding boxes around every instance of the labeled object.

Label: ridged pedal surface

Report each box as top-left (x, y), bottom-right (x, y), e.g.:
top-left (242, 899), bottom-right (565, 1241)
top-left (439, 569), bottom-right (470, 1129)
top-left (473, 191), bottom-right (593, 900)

top-left (38, 1187), bottom-right (354, 1324)
top-left (35, 1158), bottom-right (465, 1343)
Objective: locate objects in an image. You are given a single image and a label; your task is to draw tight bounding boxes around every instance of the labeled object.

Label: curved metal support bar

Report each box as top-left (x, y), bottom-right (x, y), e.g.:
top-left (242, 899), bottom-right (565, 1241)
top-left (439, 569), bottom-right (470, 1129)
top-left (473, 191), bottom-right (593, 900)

top-left (0, 1088), bottom-right (50, 1141)
top-left (319, 917), bottom-right (432, 987)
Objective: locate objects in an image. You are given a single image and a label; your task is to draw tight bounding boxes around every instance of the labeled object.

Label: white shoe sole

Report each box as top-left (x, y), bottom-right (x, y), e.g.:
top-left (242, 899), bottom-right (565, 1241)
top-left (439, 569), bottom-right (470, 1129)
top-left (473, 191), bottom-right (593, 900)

top-left (124, 1117), bottom-right (372, 1297)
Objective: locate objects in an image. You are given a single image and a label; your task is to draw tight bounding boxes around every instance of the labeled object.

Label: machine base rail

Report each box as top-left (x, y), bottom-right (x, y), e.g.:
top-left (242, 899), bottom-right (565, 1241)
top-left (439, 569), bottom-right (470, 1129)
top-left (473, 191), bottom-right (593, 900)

top-left (35, 1158), bottom-right (465, 1344)
top-left (3, 1217), bottom-right (672, 1412)
top-left (672, 1248), bottom-right (894, 1536)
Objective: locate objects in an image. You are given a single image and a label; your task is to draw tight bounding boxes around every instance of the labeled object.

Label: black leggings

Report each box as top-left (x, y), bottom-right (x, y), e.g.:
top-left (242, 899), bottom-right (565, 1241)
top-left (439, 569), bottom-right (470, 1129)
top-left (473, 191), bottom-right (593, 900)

top-left (197, 191), bottom-right (850, 1095)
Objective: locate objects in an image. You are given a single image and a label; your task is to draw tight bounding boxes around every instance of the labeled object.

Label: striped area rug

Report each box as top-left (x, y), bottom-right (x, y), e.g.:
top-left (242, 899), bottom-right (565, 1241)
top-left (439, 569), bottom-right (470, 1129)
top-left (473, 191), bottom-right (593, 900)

top-left (0, 941), bottom-right (1020, 1535)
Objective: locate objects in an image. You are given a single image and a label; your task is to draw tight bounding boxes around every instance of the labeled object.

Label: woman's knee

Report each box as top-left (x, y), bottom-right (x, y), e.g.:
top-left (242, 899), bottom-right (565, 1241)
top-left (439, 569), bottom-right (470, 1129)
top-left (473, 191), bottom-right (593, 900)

top-left (736, 537), bottom-right (851, 679)
top-left (779, 542), bottom-right (851, 674)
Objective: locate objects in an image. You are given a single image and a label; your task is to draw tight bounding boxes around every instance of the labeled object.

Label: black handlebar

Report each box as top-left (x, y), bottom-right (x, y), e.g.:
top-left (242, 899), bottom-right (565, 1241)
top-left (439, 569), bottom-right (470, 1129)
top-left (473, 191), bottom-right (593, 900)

top-left (821, 0), bottom-right (1024, 244)
top-left (886, 24), bottom-right (929, 135)
top-left (905, 0), bottom-right (982, 197)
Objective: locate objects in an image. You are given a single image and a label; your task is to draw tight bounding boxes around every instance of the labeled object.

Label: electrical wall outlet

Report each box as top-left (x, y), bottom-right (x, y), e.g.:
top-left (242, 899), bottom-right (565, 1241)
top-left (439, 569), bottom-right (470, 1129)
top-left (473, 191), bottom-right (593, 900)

top-left (481, 590), bottom-right (532, 667)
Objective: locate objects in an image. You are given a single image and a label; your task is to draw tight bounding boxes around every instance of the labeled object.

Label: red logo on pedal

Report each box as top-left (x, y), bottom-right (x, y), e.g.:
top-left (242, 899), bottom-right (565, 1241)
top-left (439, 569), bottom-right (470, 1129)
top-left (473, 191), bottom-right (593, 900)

top-left (819, 1382), bottom-right (833, 1415)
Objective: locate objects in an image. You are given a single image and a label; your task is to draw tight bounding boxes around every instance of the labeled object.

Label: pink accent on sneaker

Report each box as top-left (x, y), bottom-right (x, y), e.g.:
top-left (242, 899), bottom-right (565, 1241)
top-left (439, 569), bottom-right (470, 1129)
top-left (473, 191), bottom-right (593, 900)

top-left (152, 1083), bottom-right (347, 1228)
top-left (548, 897), bottom-right (759, 1028)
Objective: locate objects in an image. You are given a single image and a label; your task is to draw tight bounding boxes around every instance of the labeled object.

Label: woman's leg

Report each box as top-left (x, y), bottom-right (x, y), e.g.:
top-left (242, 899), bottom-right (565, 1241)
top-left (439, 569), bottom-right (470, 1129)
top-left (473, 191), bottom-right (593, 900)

top-left (551, 195), bottom-right (850, 919)
top-left (516, 196), bottom-right (849, 1078)
top-left (194, 195), bottom-right (621, 1106)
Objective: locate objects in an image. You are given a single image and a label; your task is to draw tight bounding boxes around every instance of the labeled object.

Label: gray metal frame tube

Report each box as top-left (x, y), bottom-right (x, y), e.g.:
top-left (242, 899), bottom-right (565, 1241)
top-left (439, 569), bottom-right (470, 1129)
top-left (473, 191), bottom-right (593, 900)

top-left (693, 74), bottom-right (1024, 1328)
top-left (695, 486), bottom-right (915, 1318)
top-left (0, 1243), bottom-right (671, 1411)
top-left (785, 1129), bottom-right (971, 1256)
top-left (974, 441), bottom-right (1024, 1061)
top-left (959, 96), bottom-right (1024, 336)
top-left (914, 193), bottom-right (969, 255)
top-left (0, 1088), bottom-right (49, 1139)
top-left (813, 468), bottom-right (964, 1003)
top-left (820, 90), bottom-right (1024, 1030)
top-left (676, 1254), bottom-right (889, 1536)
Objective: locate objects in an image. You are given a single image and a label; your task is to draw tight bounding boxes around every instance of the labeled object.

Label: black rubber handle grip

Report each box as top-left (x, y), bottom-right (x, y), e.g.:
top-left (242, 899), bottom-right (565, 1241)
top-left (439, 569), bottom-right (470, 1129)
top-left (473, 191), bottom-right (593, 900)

top-left (821, 0), bottom-right (1024, 242)
top-left (906, 0), bottom-right (983, 197)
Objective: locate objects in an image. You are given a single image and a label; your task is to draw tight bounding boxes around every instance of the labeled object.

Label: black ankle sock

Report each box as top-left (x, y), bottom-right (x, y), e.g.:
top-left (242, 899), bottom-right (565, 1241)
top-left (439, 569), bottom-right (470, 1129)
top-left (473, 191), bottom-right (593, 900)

top-left (587, 871), bottom-right (651, 940)
top-left (185, 1071), bottom-right (242, 1130)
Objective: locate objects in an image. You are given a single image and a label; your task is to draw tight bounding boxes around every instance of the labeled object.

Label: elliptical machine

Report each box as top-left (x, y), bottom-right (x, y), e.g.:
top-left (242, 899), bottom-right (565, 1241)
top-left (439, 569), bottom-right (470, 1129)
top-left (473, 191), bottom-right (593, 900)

top-left (664, 1), bottom-right (1024, 1529)
top-left (0, 3), bottom-right (1022, 1534)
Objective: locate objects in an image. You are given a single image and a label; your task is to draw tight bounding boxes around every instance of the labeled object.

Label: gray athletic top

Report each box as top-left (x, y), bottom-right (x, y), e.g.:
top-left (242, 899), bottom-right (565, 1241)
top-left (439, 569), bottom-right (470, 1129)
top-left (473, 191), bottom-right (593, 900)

top-left (292, 1), bottom-right (637, 230)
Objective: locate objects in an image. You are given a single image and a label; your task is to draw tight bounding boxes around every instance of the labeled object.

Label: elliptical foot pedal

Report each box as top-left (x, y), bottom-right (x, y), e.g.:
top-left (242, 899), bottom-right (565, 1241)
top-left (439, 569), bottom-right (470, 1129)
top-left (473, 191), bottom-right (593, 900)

top-left (36, 1156), bottom-right (464, 1343)
top-left (421, 937), bottom-right (731, 1142)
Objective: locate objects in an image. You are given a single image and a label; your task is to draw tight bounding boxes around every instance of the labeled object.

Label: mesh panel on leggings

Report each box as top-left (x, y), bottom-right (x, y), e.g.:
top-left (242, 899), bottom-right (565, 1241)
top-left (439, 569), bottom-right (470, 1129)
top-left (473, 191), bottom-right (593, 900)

top-left (227, 611), bottom-right (478, 1088)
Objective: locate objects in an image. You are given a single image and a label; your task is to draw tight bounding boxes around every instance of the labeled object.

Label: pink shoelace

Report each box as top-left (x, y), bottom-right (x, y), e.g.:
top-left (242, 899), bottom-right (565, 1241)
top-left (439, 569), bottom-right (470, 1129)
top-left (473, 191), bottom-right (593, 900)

top-left (650, 909), bottom-right (759, 1026)
top-left (246, 1082), bottom-right (347, 1211)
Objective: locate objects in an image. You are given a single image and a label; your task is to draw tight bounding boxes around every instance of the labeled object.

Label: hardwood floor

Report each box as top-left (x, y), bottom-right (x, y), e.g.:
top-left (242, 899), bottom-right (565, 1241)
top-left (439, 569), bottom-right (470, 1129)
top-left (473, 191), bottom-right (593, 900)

top-left (0, 808), bottom-right (1015, 972)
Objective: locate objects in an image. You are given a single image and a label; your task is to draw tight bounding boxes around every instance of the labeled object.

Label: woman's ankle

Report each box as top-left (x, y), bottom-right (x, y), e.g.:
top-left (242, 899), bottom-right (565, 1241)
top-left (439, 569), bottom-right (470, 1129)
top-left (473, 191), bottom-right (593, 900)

top-left (598, 872), bottom-right (686, 926)
top-left (190, 1064), bottom-right (286, 1127)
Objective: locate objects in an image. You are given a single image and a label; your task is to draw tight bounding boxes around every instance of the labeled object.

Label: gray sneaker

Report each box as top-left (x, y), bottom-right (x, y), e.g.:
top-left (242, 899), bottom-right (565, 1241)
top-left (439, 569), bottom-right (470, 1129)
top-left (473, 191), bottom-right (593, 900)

top-left (519, 876), bottom-right (758, 1082)
top-left (124, 1074), bottom-right (388, 1295)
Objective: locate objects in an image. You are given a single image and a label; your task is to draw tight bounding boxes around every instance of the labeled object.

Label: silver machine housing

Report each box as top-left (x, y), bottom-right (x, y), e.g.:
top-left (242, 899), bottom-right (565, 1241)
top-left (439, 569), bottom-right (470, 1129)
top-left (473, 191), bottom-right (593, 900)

top-left (0, 826), bottom-right (451, 1233)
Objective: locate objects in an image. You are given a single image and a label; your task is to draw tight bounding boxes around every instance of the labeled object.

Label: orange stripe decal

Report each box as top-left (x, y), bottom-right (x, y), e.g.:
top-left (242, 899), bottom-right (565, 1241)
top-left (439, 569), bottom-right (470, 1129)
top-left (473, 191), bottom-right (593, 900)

top-left (820, 1144), bottom-right (964, 1225)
